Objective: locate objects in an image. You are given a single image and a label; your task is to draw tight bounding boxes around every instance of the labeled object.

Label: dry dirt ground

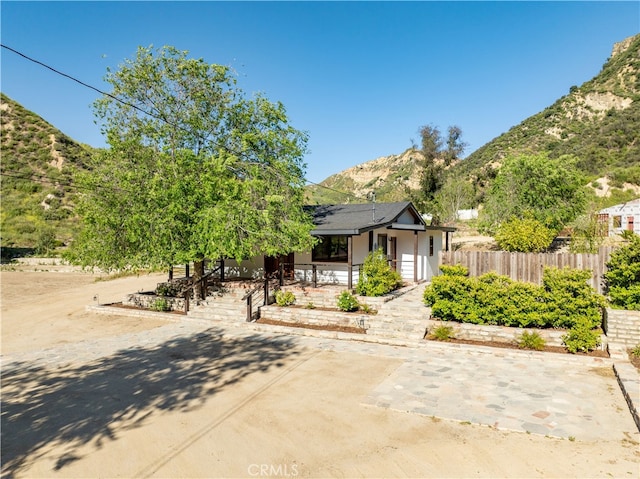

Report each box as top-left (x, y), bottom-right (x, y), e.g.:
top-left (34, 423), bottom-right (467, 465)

top-left (1, 268), bottom-right (639, 478)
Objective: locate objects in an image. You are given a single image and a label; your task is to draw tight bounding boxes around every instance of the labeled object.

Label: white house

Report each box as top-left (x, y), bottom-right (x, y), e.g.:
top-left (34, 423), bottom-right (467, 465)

top-left (222, 201), bottom-right (455, 287)
top-left (598, 198), bottom-right (640, 236)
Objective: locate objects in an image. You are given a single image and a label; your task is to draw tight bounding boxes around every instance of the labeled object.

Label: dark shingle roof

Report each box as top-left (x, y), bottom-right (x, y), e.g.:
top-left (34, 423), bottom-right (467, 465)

top-left (305, 201), bottom-right (425, 235)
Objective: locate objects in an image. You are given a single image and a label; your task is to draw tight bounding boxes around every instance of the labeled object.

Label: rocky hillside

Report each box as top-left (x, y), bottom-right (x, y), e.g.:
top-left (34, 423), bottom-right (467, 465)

top-left (305, 148), bottom-right (424, 204)
top-left (307, 33), bottom-right (640, 205)
top-left (459, 33), bottom-right (640, 186)
top-left (0, 93), bottom-right (93, 252)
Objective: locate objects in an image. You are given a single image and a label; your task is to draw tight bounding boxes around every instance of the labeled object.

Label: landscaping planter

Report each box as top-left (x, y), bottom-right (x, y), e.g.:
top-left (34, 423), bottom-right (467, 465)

top-left (124, 292), bottom-right (185, 312)
top-left (425, 317), bottom-right (608, 350)
top-left (260, 304), bottom-right (372, 331)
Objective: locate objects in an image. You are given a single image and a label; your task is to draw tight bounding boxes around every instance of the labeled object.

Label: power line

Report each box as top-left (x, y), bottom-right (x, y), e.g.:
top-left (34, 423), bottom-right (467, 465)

top-left (1, 43), bottom-right (169, 125)
top-left (304, 179), bottom-right (360, 202)
top-left (1, 43), bottom-right (361, 202)
top-left (0, 170), bottom-right (132, 194)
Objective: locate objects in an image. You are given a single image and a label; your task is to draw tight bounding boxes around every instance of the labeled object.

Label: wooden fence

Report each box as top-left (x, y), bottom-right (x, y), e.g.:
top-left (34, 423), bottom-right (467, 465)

top-left (440, 247), bottom-right (615, 294)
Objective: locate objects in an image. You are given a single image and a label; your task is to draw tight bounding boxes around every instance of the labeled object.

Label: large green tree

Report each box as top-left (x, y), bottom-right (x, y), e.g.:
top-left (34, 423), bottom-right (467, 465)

top-left (68, 46), bottom-right (315, 296)
top-left (480, 153), bottom-right (587, 236)
top-left (411, 124), bottom-right (466, 221)
top-left (432, 175), bottom-right (474, 224)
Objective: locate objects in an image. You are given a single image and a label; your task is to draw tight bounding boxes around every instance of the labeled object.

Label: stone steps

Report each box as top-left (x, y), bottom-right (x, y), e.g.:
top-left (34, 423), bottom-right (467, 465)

top-left (187, 292), bottom-right (247, 322)
top-left (364, 284), bottom-right (429, 340)
top-left (188, 282), bottom-right (431, 342)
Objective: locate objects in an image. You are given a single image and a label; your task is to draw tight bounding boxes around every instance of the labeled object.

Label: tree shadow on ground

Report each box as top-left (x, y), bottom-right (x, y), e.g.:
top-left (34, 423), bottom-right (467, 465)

top-left (1, 327), bottom-right (300, 476)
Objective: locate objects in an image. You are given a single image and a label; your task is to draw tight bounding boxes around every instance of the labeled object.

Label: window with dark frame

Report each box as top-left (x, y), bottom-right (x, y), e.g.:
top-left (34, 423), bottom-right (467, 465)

top-left (613, 215), bottom-right (622, 228)
top-left (312, 236), bottom-right (349, 262)
top-left (429, 235), bottom-right (434, 256)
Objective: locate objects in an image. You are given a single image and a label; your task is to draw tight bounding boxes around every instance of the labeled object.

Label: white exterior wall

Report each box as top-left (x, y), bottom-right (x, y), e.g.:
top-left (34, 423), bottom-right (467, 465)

top-left (392, 230), bottom-right (440, 282)
top-left (222, 257), bottom-right (265, 279)
top-left (291, 252), bottom-right (357, 285)
top-left (220, 227), bottom-right (447, 284)
top-left (427, 232), bottom-right (443, 281)
top-left (600, 200), bottom-right (640, 236)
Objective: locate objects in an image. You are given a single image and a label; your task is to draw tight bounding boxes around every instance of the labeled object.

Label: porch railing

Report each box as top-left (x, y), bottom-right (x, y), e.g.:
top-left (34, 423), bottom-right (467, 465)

top-left (278, 262), bottom-right (363, 289)
top-left (181, 264), bottom-right (221, 313)
top-left (242, 278), bottom-right (279, 322)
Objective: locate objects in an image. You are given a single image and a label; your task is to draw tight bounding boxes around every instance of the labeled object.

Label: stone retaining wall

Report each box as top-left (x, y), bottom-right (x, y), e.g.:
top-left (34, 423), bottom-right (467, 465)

top-left (604, 308), bottom-right (640, 347)
top-left (613, 362), bottom-right (640, 432)
top-left (279, 284), bottom-right (415, 310)
top-left (425, 318), bottom-right (608, 351)
top-left (86, 304), bottom-right (185, 321)
top-left (124, 292), bottom-right (185, 312)
top-left (260, 305), bottom-right (372, 331)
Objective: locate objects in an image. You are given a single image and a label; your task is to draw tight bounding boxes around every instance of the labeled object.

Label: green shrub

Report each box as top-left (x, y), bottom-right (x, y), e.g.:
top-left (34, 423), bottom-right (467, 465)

top-left (517, 331), bottom-right (546, 351)
top-left (305, 302), bottom-right (315, 309)
top-left (608, 285), bottom-right (640, 311)
top-left (431, 324), bottom-right (455, 341)
top-left (439, 264), bottom-right (469, 276)
top-left (337, 291), bottom-right (359, 312)
top-left (356, 248), bottom-right (402, 297)
top-left (359, 303), bottom-right (377, 315)
top-left (542, 267), bottom-right (605, 330)
top-left (34, 227), bottom-right (57, 256)
top-left (630, 344), bottom-right (640, 358)
top-left (424, 265), bottom-right (605, 331)
top-left (562, 321), bottom-right (601, 353)
top-left (275, 290), bottom-right (296, 307)
top-left (152, 298), bottom-right (170, 312)
top-left (604, 232), bottom-right (640, 310)
top-left (495, 217), bottom-right (556, 252)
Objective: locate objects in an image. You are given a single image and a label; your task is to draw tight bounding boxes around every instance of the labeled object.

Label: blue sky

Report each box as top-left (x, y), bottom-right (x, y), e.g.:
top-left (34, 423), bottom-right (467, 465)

top-left (1, 1), bottom-right (638, 183)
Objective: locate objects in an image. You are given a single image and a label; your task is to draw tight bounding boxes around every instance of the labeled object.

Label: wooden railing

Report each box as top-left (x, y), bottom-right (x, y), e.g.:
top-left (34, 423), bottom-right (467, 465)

top-left (242, 279), bottom-right (278, 322)
top-left (181, 265), bottom-right (221, 313)
top-left (283, 262), bottom-right (363, 289)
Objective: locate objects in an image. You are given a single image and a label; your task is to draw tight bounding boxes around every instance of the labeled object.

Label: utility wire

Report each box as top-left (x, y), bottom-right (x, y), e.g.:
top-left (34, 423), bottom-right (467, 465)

top-left (1, 43), bottom-right (360, 202)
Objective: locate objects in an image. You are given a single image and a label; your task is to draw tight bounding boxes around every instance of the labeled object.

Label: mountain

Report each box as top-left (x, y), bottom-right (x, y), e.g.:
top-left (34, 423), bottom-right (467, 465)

top-left (0, 93), bottom-right (93, 252)
top-left (458, 34), bottom-right (640, 186)
top-left (305, 148), bottom-right (423, 204)
top-left (307, 33), bottom-right (640, 205)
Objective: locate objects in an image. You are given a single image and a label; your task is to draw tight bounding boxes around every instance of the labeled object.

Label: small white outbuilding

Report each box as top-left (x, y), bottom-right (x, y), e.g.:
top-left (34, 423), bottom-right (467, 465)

top-left (598, 198), bottom-right (640, 236)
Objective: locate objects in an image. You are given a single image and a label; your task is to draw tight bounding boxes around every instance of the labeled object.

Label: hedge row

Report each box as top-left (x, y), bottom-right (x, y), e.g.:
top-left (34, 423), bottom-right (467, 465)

top-left (424, 265), bottom-right (605, 331)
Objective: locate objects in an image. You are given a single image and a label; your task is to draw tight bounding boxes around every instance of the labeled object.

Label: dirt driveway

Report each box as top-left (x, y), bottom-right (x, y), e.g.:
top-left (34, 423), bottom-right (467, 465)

top-left (1, 269), bottom-right (639, 478)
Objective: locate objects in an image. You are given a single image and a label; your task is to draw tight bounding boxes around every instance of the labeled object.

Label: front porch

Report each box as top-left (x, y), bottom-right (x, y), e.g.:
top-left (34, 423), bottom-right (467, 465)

top-left (136, 257), bottom-right (422, 325)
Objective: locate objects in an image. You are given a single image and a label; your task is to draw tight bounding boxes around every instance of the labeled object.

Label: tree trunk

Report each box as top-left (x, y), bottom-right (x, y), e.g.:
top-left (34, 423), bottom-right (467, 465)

top-left (193, 259), bottom-right (206, 302)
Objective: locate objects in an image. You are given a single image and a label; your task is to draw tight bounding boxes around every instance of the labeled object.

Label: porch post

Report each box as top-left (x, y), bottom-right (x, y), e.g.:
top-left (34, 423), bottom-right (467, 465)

top-left (414, 231), bottom-right (418, 283)
top-left (185, 263), bottom-right (189, 278)
top-left (168, 267), bottom-right (173, 281)
top-left (445, 231), bottom-right (450, 252)
top-left (347, 235), bottom-right (353, 290)
top-left (312, 264), bottom-right (317, 288)
top-left (220, 258), bottom-right (225, 281)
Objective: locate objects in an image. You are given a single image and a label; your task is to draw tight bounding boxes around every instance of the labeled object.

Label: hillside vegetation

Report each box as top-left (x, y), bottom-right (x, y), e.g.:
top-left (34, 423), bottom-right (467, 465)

top-left (0, 93), bottom-right (93, 254)
top-left (307, 34), bottom-right (640, 205)
top-left (459, 34), bottom-right (640, 187)
top-left (305, 148), bottom-right (423, 204)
